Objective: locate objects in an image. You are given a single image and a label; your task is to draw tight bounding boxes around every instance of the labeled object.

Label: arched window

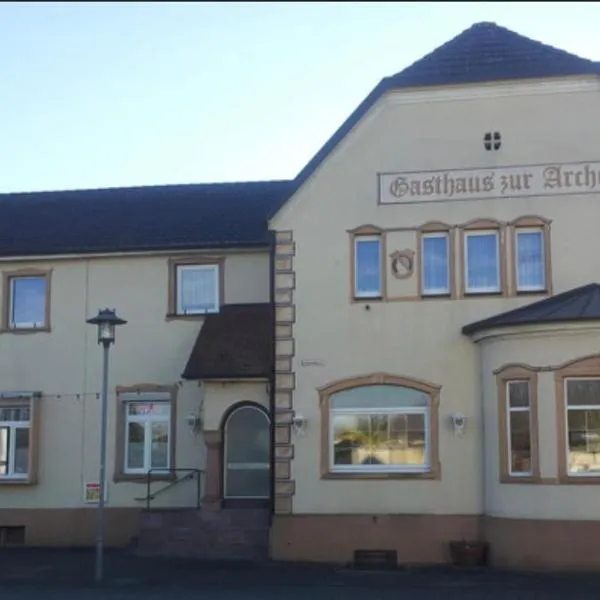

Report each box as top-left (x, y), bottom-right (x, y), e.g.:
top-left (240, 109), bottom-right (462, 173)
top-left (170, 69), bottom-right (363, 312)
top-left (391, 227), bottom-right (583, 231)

top-left (223, 404), bottom-right (270, 499)
top-left (319, 374), bottom-right (440, 479)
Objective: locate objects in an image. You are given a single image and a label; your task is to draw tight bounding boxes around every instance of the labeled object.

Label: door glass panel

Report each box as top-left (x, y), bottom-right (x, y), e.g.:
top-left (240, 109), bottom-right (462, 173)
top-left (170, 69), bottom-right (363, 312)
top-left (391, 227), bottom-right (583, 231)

top-left (225, 407), bottom-right (270, 498)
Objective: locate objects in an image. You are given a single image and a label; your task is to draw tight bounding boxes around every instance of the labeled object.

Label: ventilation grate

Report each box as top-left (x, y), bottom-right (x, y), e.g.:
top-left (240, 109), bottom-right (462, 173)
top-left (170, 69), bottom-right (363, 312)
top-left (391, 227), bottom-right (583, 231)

top-left (353, 549), bottom-right (397, 570)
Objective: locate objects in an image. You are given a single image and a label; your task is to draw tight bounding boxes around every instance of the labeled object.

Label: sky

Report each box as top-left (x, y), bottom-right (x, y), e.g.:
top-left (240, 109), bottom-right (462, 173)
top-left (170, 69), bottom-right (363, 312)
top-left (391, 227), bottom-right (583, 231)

top-left (1, 1), bottom-right (600, 193)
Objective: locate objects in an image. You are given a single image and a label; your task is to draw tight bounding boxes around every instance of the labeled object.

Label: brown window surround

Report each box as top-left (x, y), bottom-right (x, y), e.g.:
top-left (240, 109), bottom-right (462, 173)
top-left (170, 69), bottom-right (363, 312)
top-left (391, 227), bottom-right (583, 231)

top-left (1, 268), bottom-right (52, 333)
top-left (318, 372), bottom-right (441, 480)
top-left (458, 218), bottom-right (508, 298)
top-left (555, 354), bottom-right (600, 485)
top-left (348, 225), bottom-right (387, 303)
top-left (495, 365), bottom-right (540, 484)
top-left (0, 393), bottom-right (41, 486)
top-left (166, 255), bottom-right (225, 320)
top-left (416, 221), bottom-right (456, 299)
top-left (508, 216), bottom-right (552, 297)
top-left (114, 384), bottom-right (178, 483)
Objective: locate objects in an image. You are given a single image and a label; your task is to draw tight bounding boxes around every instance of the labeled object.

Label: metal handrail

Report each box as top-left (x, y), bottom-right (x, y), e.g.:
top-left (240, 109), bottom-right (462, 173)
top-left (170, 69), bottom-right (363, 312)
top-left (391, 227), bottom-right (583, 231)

top-left (135, 468), bottom-right (202, 512)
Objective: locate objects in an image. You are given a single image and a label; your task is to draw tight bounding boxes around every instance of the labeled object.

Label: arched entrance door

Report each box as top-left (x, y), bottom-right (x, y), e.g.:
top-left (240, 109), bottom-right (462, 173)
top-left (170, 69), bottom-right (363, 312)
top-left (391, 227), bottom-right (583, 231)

top-left (223, 404), bottom-right (270, 500)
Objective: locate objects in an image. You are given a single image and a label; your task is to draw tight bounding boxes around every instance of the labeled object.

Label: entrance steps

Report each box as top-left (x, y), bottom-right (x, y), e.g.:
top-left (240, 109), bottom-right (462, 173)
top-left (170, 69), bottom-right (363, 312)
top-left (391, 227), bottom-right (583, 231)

top-left (136, 507), bottom-right (270, 561)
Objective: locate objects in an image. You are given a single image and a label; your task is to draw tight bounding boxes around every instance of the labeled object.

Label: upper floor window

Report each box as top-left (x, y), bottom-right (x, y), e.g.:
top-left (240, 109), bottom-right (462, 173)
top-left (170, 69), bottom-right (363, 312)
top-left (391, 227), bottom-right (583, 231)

top-left (354, 236), bottom-right (382, 299)
top-left (464, 230), bottom-right (500, 294)
top-left (168, 257), bottom-right (223, 318)
top-left (421, 232), bottom-right (450, 296)
top-left (515, 228), bottom-right (545, 292)
top-left (3, 271), bottom-right (51, 331)
top-left (176, 264), bottom-right (219, 315)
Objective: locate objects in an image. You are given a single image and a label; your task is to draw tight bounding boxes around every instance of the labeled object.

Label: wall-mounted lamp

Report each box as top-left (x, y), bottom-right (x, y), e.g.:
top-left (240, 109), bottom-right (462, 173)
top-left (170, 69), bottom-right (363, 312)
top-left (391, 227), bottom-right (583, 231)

top-left (449, 412), bottom-right (467, 437)
top-left (292, 414), bottom-right (307, 436)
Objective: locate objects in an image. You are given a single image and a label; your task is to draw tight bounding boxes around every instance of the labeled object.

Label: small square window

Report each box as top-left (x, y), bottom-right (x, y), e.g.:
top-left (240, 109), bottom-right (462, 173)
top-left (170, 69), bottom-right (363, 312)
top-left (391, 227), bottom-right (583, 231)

top-left (176, 264), bottom-right (219, 315)
top-left (354, 236), bottom-right (382, 298)
top-left (7, 275), bottom-right (48, 329)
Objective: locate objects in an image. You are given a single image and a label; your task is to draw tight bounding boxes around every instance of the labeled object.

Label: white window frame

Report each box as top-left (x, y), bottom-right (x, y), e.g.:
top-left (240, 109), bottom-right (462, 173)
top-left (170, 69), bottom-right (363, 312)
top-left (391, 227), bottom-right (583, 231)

top-left (175, 264), bottom-right (219, 315)
top-left (0, 407), bottom-right (31, 479)
top-left (515, 227), bottom-right (546, 292)
top-left (464, 230), bottom-right (501, 294)
top-left (354, 235), bottom-right (382, 299)
top-left (506, 381), bottom-right (533, 477)
top-left (123, 399), bottom-right (171, 475)
top-left (329, 406), bottom-right (431, 474)
top-left (564, 377), bottom-right (600, 477)
top-left (8, 276), bottom-right (47, 329)
top-left (421, 232), bottom-right (450, 296)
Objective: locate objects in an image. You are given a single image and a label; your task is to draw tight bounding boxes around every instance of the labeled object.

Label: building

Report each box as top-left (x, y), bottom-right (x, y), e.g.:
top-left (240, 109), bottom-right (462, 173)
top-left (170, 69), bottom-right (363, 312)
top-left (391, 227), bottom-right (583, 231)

top-left (2, 21), bottom-right (600, 569)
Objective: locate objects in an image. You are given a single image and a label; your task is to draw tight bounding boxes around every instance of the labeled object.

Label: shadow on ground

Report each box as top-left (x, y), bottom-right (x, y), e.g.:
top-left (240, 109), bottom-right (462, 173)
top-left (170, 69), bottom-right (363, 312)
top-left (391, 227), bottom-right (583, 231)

top-left (1, 548), bottom-right (600, 593)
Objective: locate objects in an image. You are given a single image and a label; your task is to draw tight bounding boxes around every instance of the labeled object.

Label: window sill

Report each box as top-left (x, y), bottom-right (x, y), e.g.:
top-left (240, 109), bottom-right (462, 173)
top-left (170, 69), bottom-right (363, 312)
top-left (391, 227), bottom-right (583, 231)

top-left (113, 473), bottom-right (176, 484)
top-left (500, 475), bottom-right (541, 484)
top-left (558, 475), bottom-right (600, 485)
top-left (514, 289), bottom-right (548, 296)
top-left (0, 327), bottom-right (50, 335)
top-left (352, 296), bottom-right (383, 303)
top-left (322, 469), bottom-right (439, 481)
top-left (165, 313), bottom-right (217, 322)
top-left (0, 477), bottom-right (36, 486)
top-left (463, 291), bottom-right (503, 298)
top-left (421, 292), bottom-right (452, 300)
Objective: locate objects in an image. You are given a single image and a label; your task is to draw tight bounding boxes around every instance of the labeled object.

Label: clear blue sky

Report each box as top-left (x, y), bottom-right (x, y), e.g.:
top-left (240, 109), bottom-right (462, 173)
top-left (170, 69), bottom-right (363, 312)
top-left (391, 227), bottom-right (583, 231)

top-left (1, 1), bottom-right (599, 193)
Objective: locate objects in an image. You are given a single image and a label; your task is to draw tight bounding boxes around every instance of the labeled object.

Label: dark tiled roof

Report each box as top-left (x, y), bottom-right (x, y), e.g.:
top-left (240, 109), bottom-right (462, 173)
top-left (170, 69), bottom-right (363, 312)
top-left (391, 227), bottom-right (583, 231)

top-left (182, 303), bottom-right (273, 380)
top-left (388, 21), bottom-right (599, 88)
top-left (0, 180), bottom-right (293, 257)
top-left (462, 284), bottom-right (600, 336)
top-left (280, 22), bottom-right (600, 209)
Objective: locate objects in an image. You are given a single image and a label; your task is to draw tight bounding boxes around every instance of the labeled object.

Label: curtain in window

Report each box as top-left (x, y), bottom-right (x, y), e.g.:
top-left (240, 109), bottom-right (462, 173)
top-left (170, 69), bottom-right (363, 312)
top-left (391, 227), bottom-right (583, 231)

top-left (355, 239), bottom-right (381, 296)
top-left (466, 234), bottom-right (499, 291)
top-left (179, 268), bottom-right (216, 313)
top-left (422, 236), bottom-right (449, 293)
top-left (11, 277), bottom-right (46, 327)
top-left (517, 231), bottom-right (544, 290)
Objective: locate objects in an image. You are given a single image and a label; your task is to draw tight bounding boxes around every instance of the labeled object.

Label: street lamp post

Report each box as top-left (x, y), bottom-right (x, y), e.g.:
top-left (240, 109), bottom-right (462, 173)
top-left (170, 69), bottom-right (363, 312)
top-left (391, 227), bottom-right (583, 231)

top-left (86, 308), bottom-right (127, 584)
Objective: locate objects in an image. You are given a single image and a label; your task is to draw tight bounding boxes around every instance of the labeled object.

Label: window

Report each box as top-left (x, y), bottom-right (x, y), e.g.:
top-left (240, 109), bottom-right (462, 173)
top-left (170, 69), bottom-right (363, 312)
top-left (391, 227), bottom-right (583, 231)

top-left (176, 264), bottom-right (219, 315)
top-left (354, 236), bottom-right (382, 298)
top-left (3, 271), bottom-right (51, 331)
top-left (115, 385), bottom-right (177, 481)
top-left (515, 228), bottom-right (545, 292)
top-left (0, 406), bottom-right (30, 479)
top-left (564, 378), bottom-right (600, 476)
top-left (506, 381), bottom-right (533, 476)
top-left (496, 367), bottom-right (539, 483)
top-left (464, 230), bottom-right (500, 294)
top-left (421, 233), bottom-right (450, 295)
top-left (167, 257), bottom-right (223, 318)
top-left (319, 374), bottom-right (441, 479)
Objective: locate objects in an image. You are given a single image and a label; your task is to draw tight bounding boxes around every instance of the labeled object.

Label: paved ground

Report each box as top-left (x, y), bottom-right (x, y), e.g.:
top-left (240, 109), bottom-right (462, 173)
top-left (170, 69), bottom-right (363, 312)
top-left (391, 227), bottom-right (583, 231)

top-left (2, 549), bottom-right (600, 598)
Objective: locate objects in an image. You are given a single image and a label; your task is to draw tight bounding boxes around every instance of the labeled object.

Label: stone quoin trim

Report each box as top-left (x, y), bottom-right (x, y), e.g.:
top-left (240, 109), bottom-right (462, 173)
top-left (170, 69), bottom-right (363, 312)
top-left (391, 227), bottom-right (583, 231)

top-left (273, 230), bottom-right (296, 514)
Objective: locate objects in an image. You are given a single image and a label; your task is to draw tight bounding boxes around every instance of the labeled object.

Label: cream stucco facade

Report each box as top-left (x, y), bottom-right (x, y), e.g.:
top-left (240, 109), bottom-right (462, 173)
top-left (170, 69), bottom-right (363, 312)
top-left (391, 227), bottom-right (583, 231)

top-left (269, 77), bottom-right (600, 567)
top-left (3, 22), bottom-right (600, 570)
top-left (0, 250), bottom-right (271, 545)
